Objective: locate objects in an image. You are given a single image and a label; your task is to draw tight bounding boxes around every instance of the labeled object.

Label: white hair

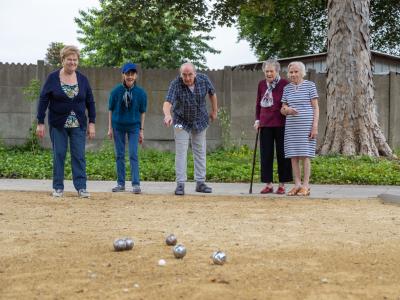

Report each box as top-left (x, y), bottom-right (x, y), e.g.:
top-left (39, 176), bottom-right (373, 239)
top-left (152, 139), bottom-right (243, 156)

top-left (288, 61), bottom-right (306, 78)
top-left (180, 62), bottom-right (196, 74)
top-left (262, 59), bottom-right (280, 73)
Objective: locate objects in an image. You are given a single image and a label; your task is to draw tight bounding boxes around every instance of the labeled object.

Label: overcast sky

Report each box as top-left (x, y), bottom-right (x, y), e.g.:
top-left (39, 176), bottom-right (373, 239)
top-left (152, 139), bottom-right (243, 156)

top-left (0, 0), bottom-right (258, 69)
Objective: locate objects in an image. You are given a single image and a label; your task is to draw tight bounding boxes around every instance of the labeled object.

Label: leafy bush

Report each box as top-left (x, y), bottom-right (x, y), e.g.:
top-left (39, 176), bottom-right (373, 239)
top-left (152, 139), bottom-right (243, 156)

top-left (0, 144), bottom-right (399, 185)
top-left (22, 79), bottom-right (42, 154)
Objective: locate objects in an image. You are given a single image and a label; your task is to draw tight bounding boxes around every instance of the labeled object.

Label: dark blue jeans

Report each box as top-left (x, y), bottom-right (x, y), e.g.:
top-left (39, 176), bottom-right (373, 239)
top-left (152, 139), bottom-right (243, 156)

top-left (50, 126), bottom-right (87, 191)
top-left (113, 129), bottom-right (140, 186)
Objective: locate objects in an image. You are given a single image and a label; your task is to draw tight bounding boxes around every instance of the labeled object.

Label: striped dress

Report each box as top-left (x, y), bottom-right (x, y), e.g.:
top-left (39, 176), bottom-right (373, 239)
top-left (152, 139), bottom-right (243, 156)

top-left (281, 80), bottom-right (319, 158)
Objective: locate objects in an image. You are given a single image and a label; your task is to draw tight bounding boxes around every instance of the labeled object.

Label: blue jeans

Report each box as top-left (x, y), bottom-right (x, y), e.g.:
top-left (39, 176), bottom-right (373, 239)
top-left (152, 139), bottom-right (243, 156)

top-left (50, 126), bottom-right (87, 191)
top-left (113, 129), bottom-right (140, 186)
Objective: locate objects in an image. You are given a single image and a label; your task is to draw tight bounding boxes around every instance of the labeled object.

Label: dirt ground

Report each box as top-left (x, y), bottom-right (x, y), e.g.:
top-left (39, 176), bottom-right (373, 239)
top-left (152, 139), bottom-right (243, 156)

top-left (0, 191), bottom-right (400, 300)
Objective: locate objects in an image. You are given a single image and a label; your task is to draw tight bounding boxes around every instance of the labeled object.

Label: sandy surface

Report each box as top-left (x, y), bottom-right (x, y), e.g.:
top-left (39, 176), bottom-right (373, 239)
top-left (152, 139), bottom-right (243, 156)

top-left (0, 191), bottom-right (400, 299)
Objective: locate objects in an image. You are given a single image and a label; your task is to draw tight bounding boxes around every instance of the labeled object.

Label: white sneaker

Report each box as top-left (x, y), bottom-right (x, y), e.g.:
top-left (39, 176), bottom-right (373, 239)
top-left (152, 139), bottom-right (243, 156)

top-left (78, 189), bottom-right (90, 198)
top-left (52, 189), bottom-right (63, 198)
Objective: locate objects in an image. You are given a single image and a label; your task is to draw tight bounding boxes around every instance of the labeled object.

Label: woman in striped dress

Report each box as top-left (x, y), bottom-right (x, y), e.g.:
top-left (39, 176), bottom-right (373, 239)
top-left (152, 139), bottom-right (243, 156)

top-left (280, 61), bottom-right (319, 196)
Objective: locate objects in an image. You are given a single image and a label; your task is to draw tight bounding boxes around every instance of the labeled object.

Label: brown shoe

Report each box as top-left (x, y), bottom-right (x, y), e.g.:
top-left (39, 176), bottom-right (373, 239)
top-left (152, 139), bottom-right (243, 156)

top-left (287, 187), bottom-right (301, 196)
top-left (297, 187), bottom-right (310, 196)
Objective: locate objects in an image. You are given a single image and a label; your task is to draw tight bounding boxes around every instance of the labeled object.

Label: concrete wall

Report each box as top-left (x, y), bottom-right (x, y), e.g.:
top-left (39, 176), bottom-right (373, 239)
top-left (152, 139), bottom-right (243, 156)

top-left (0, 61), bottom-right (399, 150)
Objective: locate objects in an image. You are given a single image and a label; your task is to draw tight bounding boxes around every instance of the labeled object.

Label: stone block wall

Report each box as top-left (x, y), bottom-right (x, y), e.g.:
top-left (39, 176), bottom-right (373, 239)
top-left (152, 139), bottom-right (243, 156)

top-left (0, 61), bottom-right (399, 150)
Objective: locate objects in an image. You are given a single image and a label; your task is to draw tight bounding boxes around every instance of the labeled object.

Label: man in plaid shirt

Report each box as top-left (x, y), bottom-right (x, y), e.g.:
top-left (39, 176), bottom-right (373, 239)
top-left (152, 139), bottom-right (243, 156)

top-left (163, 62), bottom-right (218, 195)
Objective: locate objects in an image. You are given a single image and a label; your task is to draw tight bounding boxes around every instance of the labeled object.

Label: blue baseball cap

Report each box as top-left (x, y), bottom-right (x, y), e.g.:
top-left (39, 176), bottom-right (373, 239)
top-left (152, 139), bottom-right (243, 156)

top-left (121, 62), bottom-right (137, 73)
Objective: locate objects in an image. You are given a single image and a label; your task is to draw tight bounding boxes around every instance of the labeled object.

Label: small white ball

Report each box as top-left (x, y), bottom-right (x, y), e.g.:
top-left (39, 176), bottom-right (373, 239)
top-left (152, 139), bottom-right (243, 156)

top-left (158, 259), bottom-right (166, 266)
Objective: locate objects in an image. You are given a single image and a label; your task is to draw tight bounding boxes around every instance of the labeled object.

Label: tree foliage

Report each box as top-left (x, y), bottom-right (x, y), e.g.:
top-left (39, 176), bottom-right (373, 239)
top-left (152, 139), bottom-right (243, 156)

top-left (74, 0), bottom-right (400, 66)
top-left (211, 0), bottom-right (400, 59)
top-left (75, 0), bottom-right (219, 69)
top-left (45, 42), bottom-right (65, 67)
top-left (237, 0), bottom-right (326, 59)
top-left (370, 0), bottom-right (400, 55)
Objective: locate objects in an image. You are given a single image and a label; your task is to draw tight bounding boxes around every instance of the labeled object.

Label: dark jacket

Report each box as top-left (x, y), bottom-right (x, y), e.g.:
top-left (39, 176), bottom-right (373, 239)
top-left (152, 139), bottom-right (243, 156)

top-left (255, 78), bottom-right (289, 127)
top-left (37, 69), bottom-right (96, 129)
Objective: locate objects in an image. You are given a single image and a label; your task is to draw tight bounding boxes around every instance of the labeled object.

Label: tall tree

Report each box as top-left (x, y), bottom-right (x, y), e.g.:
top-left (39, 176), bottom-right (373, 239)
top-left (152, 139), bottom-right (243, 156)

top-left (236, 0), bottom-right (327, 59)
top-left (45, 42), bottom-right (65, 67)
top-left (75, 0), bottom-right (218, 69)
top-left (212, 0), bottom-right (400, 59)
top-left (320, 0), bottom-right (393, 157)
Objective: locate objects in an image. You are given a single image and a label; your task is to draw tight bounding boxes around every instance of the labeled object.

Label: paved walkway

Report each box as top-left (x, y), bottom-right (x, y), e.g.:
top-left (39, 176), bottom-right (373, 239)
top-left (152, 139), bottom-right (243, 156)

top-left (1, 179), bottom-right (400, 200)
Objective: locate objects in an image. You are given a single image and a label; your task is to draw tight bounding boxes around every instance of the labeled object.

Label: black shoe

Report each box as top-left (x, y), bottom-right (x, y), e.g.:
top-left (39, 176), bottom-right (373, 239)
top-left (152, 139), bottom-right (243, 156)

top-left (196, 182), bottom-right (212, 193)
top-left (175, 183), bottom-right (185, 195)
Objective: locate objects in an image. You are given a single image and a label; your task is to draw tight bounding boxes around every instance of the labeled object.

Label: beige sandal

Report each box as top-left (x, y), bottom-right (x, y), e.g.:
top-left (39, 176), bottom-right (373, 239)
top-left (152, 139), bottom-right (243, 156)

top-left (287, 187), bottom-right (301, 196)
top-left (297, 187), bottom-right (311, 196)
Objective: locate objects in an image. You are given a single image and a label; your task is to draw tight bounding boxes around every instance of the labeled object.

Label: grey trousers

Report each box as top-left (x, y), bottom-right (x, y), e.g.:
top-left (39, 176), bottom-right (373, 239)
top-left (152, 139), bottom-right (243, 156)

top-left (174, 127), bottom-right (207, 183)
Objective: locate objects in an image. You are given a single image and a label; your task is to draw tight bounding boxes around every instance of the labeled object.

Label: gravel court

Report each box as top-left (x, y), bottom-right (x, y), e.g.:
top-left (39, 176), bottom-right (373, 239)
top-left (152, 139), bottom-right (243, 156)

top-left (0, 190), bottom-right (400, 299)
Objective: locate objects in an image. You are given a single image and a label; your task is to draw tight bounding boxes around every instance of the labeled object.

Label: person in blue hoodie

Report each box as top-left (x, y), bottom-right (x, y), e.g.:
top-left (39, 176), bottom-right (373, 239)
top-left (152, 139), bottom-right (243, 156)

top-left (36, 45), bottom-right (96, 198)
top-left (108, 62), bottom-right (147, 194)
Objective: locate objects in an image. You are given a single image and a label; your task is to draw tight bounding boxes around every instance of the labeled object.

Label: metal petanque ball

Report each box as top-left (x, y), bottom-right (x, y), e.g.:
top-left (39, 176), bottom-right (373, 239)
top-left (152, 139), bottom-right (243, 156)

top-left (212, 251), bottom-right (227, 265)
top-left (165, 234), bottom-right (177, 246)
top-left (113, 239), bottom-right (127, 251)
top-left (173, 244), bottom-right (186, 259)
top-left (124, 238), bottom-right (134, 250)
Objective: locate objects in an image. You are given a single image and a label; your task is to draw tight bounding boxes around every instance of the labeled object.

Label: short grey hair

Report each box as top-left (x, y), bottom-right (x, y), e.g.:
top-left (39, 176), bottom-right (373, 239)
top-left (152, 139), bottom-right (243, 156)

top-left (288, 61), bottom-right (306, 78)
top-left (180, 62), bottom-right (196, 74)
top-left (262, 59), bottom-right (280, 73)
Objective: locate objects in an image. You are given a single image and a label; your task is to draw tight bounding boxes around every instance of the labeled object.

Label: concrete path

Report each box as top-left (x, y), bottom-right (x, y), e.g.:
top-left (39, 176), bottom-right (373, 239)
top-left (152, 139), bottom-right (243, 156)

top-left (1, 179), bottom-right (400, 200)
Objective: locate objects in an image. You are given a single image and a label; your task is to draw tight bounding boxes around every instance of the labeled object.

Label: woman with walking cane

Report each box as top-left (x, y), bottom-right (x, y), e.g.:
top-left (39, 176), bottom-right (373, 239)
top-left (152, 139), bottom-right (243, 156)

top-left (253, 59), bottom-right (292, 194)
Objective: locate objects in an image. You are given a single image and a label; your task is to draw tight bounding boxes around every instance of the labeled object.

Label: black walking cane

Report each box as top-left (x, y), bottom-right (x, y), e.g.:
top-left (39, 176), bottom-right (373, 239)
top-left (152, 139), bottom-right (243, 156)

top-left (249, 128), bottom-right (260, 194)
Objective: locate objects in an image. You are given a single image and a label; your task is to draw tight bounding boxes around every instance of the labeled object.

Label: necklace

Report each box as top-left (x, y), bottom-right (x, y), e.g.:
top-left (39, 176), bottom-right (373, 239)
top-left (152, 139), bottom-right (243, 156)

top-left (60, 69), bottom-right (77, 85)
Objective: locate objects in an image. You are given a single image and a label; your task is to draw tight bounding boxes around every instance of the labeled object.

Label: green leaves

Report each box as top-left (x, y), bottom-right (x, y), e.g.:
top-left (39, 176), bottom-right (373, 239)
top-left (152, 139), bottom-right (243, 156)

top-left (214, 0), bottom-right (400, 59)
top-left (312, 154), bottom-right (400, 184)
top-left (22, 79), bottom-right (41, 103)
top-left (370, 0), bottom-right (400, 55)
top-left (0, 144), bottom-right (399, 185)
top-left (75, 1), bottom-right (219, 69)
top-left (236, 0), bottom-right (327, 59)
top-left (45, 42), bottom-right (65, 67)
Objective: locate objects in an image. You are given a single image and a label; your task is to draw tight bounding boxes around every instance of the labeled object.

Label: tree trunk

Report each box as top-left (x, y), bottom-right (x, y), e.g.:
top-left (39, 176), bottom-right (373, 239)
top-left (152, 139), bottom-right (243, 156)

top-left (320, 0), bottom-right (394, 157)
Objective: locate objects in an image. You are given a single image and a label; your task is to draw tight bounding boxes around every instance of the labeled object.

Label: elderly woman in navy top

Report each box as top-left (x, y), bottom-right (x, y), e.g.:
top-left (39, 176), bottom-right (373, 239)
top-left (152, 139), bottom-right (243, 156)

top-left (36, 45), bottom-right (96, 198)
top-left (281, 61), bottom-right (319, 196)
top-left (163, 62), bottom-right (218, 196)
top-left (108, 62), bottom-right (147, 194)
top-left (254, 59), bottom-right (293, 194)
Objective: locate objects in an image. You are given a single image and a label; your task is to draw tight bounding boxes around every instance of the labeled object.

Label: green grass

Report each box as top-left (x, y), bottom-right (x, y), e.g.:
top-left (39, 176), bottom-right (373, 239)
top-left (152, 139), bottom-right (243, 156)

top-left (0, 143), bottom-right (399, 185)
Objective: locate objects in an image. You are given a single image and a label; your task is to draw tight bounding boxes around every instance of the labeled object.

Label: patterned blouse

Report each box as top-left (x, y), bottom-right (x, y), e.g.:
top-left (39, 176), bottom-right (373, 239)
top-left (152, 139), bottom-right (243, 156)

top-left (61, 82), bottom-right (80, 128)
